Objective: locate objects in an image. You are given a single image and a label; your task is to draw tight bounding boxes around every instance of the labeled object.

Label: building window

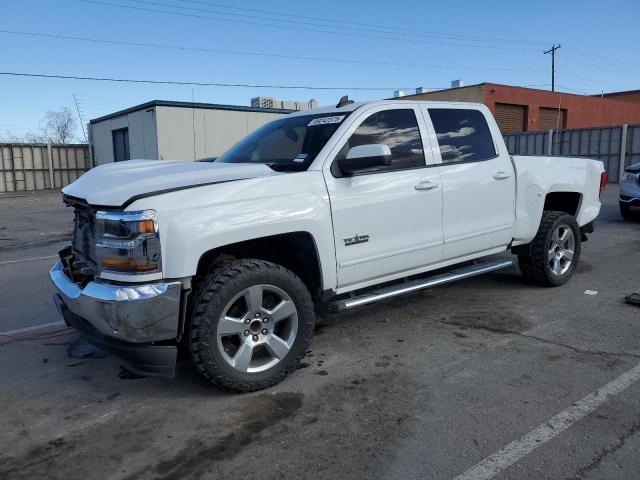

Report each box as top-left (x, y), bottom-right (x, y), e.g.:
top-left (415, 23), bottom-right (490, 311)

top-left (112, 128), bottom-right (130, 162)
top-left (495, 103), bottom-right (527, 133)
top-left (428, 108), bottom-right (496, 163)
top-left (539, 107), bottom-right (567, 130)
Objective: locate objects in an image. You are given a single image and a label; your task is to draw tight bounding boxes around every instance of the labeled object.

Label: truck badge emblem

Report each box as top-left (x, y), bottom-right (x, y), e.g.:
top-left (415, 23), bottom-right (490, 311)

top-left (344, 234), bottom-right (370, 246)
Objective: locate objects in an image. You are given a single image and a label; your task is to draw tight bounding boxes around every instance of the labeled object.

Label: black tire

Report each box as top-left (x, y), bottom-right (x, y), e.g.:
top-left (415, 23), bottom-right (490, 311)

top-left (518, 211), bottom-right (581, 287)
top-left (189, 258), bottom-right (314, 392)
top-left (620, 202), bottom-right (635, 221)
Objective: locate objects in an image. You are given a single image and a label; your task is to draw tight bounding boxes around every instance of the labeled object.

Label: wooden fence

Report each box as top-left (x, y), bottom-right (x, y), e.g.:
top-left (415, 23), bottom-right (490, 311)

top-left (0, 143), bottom-right (91, 192)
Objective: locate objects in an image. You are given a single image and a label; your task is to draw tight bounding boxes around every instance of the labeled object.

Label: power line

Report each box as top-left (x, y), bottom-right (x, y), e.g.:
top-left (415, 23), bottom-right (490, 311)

top-left (0, 71), bottom-right (434, 91)
top-left (2, 72), bottom-right (600, 96)
top-left (9, 27), bottom-right (633, 86)
top-left (561, 51), bottom-right (640, 79)
top-left (79, 0), bottom-right (540, 52)
top-left (562, 46), bottom-right (640, 75)
top-left (94, 2), bottom-right (639, 80)
top-left (0, 30), bottom-right (545, 73)
top-left (174, 0), bottom-right (638, 77)
top-left (176, 0), bottom-right (547, 46)
top-left (554, 84), bottom-right (590, 96)
top-left (557, 70), bottom-right (613, 87)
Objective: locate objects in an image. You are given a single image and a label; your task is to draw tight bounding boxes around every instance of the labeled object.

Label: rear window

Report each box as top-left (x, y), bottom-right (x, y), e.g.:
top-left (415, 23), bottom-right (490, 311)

top-left (429, 109), bottom-right (496, 163)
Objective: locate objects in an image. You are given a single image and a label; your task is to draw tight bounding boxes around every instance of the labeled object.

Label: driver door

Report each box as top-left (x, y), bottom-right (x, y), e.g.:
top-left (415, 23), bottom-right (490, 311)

top-left (323, 105), bottom-right (443, 290)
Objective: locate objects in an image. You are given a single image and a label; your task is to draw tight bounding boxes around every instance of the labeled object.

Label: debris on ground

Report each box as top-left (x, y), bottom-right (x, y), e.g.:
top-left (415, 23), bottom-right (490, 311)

top-left (625, 293), bottom-right (640, 306)
top-left (584, 290), bottom-right (599, 296)
top-left (118, 366), bottom-right (146, 380)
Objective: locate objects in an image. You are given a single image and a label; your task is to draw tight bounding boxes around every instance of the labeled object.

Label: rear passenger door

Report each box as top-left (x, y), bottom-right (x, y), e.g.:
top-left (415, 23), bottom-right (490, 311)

top-left (323, 105), bottom-right (443, 290)
top-left (422, 106), bottom-right (515, 260)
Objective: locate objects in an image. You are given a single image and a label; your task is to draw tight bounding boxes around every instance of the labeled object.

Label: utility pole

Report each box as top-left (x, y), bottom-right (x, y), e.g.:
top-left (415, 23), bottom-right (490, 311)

top-left (73, 93), bottom-right (88, 142)
top-left (544, 44), bottom-right (561, 92)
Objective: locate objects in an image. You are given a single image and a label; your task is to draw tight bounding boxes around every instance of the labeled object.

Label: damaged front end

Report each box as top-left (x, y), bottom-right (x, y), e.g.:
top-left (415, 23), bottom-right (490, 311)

top-left (50, 195), bottom-right (186, 377)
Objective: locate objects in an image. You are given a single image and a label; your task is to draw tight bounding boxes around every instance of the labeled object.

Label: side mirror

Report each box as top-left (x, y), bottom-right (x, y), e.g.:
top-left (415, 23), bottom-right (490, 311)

top-left (338, 144), bottom-right (392, 175)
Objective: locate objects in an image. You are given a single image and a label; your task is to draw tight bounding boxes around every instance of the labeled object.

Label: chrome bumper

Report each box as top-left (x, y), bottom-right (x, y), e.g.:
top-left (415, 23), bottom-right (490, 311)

top-left (49, 260), bottom-right (182, 343)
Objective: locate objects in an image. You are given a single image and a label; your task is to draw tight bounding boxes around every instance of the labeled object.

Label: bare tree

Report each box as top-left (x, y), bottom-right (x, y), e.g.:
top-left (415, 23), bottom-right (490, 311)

top-left (24, 131), bottom-right (48, 143)
top-left (0, 108), bottom-right (82, 144)
top-left (0, 129), bottom-right (50, 143)
top-left (43, 108), bottom-right (76, 144)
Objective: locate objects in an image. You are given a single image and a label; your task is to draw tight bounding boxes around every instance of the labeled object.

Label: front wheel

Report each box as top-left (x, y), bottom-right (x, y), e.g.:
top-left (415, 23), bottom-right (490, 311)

top-left (518, 211), bottom-right (581, 287)
top-left (189, 259), bottom-right (315, 392)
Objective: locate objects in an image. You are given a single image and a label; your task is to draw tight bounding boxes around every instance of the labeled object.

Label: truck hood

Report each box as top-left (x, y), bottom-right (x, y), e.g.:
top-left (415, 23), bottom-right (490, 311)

top-left (62, 160), bottom-right (277, 207)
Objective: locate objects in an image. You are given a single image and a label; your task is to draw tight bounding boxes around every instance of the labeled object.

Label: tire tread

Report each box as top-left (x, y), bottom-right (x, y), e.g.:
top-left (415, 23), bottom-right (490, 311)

top-left (518, 210), bottom-right (581, 287)
top-left (188, 258), bottom-right (314, 393)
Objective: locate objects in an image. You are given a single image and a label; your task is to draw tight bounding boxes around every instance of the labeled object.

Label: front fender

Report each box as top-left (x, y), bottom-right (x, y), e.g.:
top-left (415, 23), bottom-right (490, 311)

top-left (129, 171), bottom-right (337, 290)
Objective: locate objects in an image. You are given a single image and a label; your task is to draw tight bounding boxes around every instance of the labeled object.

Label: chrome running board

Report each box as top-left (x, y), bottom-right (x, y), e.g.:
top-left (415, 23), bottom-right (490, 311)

top-left (329, 259), bottom-right (513, 312)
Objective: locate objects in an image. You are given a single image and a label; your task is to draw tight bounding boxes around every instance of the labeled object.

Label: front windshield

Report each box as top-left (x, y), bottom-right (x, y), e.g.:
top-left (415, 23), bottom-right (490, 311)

top-left (217, 112), bottom-right (348, 172)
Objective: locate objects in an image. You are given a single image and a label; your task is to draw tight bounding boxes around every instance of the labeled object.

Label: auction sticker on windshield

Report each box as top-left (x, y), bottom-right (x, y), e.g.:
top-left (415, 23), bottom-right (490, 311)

top-left (307, 115), bottom-right (345, 127)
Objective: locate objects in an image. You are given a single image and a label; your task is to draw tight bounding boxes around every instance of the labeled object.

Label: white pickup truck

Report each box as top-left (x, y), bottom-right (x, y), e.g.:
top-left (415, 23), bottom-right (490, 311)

top-left (50, 99), bottom-right (607, 392)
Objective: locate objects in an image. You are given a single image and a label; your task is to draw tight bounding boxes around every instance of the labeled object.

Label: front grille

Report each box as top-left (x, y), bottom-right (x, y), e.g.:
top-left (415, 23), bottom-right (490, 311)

top-left (72, 205), bottom-right (97, 265)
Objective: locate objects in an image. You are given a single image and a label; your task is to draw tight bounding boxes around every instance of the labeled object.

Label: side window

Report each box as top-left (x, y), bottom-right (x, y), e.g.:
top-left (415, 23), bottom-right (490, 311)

top-left (429, 109), bottom-right (496, 164)
top-left (335, 109), bottom-right (425, 174)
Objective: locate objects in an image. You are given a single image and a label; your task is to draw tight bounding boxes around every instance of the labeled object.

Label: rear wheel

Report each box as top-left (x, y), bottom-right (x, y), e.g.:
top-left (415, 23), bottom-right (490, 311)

top-left (518, 211), bottom-right (581, 287)
top-left (189, 259), bottom-right (314, 392)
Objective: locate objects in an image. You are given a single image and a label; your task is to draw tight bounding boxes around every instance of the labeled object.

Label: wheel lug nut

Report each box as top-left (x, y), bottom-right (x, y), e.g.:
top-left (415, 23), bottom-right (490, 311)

top-left (262, 318), bottom-right (269, 323)
top-left (261, 328), bottom-right (268, 335)
top-left (254, 313), bottom-right (260, 318)
top-left (252, 335), bottom-right (259, 341)
top-left (244, 319), bottom-right (250, 324)
top-left (244, 330), bottom-right (249, 336)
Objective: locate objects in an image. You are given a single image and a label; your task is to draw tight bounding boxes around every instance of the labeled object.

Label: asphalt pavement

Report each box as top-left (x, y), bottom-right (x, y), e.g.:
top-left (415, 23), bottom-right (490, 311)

top-left (0, 185), bottom-right (639, 480)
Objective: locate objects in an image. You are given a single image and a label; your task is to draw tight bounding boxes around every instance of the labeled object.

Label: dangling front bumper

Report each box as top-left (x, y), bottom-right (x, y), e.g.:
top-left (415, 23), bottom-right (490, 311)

top-left (50, 260), bottom-right (182, 377)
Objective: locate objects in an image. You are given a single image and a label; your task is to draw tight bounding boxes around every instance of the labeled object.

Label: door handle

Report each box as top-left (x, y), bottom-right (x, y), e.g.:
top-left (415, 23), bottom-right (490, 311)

top-left (415, 180), bottom-right (439, 191)
top-left (493, 171), bottom-right (511, 180)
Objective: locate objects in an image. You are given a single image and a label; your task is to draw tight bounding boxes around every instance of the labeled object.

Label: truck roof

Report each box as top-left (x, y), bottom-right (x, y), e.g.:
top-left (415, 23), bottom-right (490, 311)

top-left (286, 99), bottom-right (486, 118)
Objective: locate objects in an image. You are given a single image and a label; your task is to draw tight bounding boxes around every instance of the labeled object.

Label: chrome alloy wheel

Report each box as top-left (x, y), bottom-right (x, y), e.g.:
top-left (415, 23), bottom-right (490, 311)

top-left (548, 224), bottom-right (575, 276)
top-left (216, 284), bottom-right (298, 373)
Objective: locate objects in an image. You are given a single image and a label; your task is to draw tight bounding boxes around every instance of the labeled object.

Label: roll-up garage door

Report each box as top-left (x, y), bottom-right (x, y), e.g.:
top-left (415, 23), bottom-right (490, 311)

top-left (539, 107), bottom-right (566, 130)
top-left (495, 103), bottom-right (527, 133)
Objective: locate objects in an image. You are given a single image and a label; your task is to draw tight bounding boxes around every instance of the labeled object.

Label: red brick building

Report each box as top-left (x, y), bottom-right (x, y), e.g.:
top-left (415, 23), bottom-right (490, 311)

top-left (598, 89), bottom-right (640, 104)
top-left (398, 83), bottom-right (640, 133)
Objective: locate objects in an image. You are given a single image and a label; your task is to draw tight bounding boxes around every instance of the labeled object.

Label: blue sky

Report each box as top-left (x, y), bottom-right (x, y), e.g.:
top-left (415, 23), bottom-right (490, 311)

top-left (1, 0), bottom-right (638, 141)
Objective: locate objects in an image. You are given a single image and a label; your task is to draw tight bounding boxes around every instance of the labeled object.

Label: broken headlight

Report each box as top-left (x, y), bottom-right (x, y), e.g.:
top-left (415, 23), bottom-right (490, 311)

top-left (94, 210), bottom-right (161, 274)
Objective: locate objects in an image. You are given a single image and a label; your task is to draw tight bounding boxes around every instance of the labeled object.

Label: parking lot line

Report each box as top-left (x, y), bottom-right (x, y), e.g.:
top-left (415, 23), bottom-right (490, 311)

top-left (1, 321), bottom-right (66, 336)
top-left (452, 361), bottom-right (640, 480)
top-left (0, 254), bottom-right (57, 266)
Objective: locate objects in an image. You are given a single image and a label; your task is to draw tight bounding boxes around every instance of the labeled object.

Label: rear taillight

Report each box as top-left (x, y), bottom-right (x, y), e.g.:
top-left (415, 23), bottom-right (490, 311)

top-left (599, 171), bottom-right (608, 195)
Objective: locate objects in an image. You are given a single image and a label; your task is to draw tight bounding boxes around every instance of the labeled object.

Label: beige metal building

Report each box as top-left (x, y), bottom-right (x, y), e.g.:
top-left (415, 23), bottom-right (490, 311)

top-left (89, 100), bottom-right (292, 165)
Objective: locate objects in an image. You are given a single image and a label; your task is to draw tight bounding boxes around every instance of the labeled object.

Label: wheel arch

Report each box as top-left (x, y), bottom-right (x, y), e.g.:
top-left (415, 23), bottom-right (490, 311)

top-left (195, 231), bottom-right (325, 301)
top-left (543, 191), bottom-right (583, 217)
